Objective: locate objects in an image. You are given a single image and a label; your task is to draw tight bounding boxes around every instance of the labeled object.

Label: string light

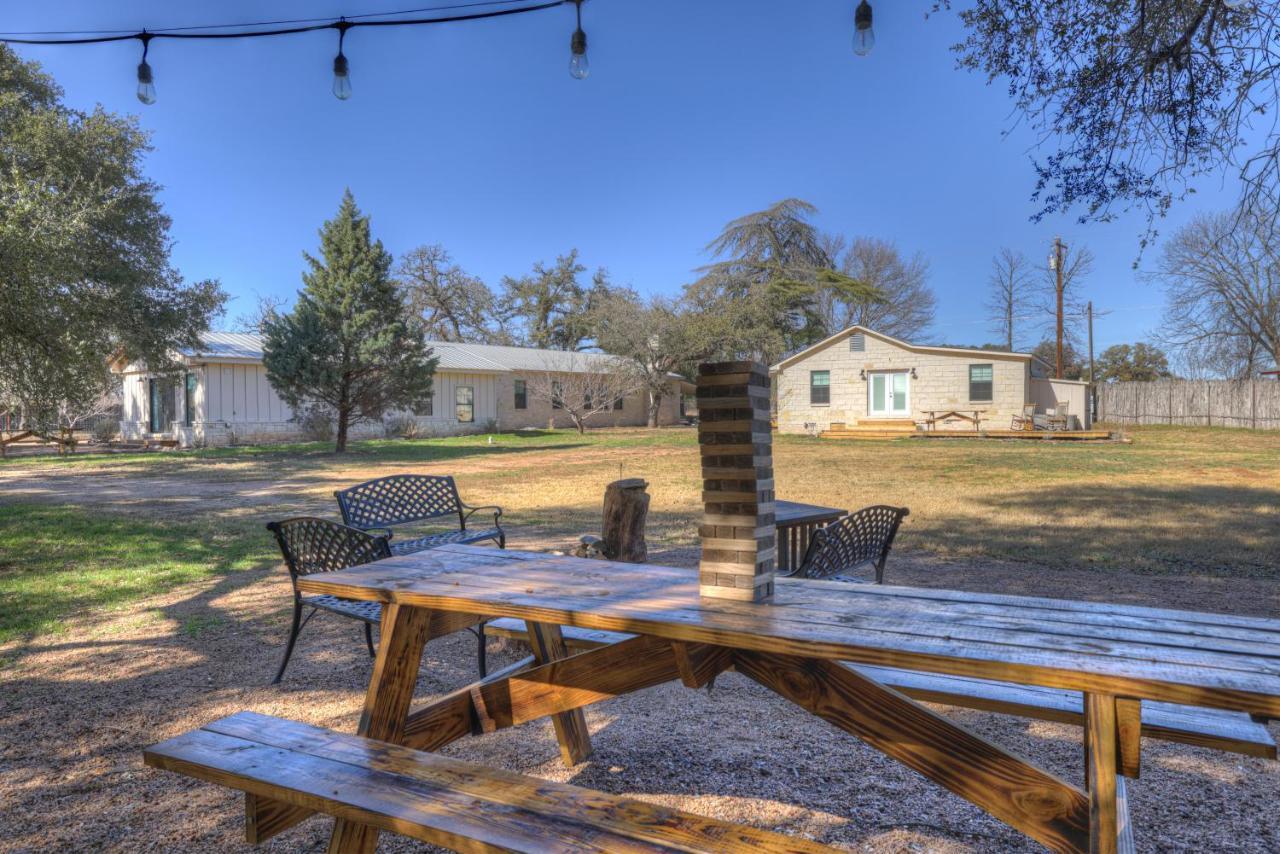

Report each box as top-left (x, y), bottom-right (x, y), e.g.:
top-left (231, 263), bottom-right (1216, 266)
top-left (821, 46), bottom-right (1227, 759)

top-left (135, 33), bottom-right (156, 104)
top-left (853, 0), bottom-right (875, 57)
top-left (332, 21), bottom-right (352, 100)
top-left (568, 0), bottom-right (588, 80)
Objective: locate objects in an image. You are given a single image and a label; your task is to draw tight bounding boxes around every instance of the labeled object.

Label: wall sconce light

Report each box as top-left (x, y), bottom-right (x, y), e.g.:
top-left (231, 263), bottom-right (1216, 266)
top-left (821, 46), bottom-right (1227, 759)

top-left (859, 369), bottom-right (866, 380)
top-left (910, 367), bottom-right (918, 379)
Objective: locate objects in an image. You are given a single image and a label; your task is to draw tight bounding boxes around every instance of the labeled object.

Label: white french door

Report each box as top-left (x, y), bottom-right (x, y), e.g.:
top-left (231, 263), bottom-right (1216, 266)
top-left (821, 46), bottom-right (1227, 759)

top-left (868, 371), bottom-right (910, 417)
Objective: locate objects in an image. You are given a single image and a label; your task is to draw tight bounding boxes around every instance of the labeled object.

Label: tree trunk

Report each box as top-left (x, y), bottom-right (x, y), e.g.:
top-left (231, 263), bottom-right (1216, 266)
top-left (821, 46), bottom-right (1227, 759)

top-left (573, 415), bottom-right (586, 434)
top-left (335, 409), bottom-right (350, 452)
top-left (601, 478), bottom-right (649, 562)
top-left (647, 390), bottom-right (662, 428)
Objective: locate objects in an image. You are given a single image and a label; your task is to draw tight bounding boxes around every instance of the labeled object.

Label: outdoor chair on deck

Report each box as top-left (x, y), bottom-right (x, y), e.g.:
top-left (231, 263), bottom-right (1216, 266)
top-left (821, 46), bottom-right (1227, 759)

top-left (266, 517), bottom-right (488, 682)
top-left (335, 474), bottom-right (505, 555)
top-left (1010, 403), bottom-right (1037, 431)
top-left (789, 505), bottom-right (910, 584)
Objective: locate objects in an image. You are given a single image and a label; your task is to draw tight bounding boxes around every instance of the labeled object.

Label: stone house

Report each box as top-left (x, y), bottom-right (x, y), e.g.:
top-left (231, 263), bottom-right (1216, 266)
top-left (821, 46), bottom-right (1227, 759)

top-left (771, 325), bottom-right (1087, 432)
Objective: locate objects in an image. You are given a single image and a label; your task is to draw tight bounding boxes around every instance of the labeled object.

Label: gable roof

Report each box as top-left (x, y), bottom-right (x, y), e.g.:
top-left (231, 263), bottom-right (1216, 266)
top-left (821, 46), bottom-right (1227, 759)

top-left (176, 332), bottom-right (627, 374)
top-left (770, 325), bottom-right (1036, 373)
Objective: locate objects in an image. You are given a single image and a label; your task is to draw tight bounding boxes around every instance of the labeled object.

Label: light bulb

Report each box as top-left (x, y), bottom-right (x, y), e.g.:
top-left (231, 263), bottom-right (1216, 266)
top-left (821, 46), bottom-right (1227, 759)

top-left (569, 27), bottom-right (589, 80)
top-left (136, 61), bottom-right (156, 105)
top-left (332, 53), bottom-right (351, 100)
top-left (853, 0), bottom-right (875, 57)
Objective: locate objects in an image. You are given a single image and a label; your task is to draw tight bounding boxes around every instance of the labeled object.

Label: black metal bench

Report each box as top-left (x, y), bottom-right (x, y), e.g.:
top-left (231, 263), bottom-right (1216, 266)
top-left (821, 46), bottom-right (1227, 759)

top-left (335, 473), bottom-right (505, 555)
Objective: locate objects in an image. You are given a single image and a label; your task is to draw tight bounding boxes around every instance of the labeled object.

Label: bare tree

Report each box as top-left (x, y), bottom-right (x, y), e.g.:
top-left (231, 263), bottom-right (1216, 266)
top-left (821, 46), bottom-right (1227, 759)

top-left (984, 248), bottom-right (1033, 351)
top-left (231, 294), bottom-right (287, 334)
top-left (819, 235), bottom-right (935, 340)
top-left (590, 289), bottom-right (704, 427)
top-left (525, 357), bottom-right (643, 434)
top-left (1037, 244), bottom-right (1093, 352)
top-left (397, 244), bottom-right (503, 343)
top-left (1157, 206), bottom-right (1280, 378)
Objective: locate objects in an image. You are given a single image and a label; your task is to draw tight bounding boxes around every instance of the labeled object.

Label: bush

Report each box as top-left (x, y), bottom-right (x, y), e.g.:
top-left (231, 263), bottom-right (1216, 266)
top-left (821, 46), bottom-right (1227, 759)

top-left (90, 420), bottom-right (118, 443)
top-left (383, 414), bottom-right (423, 439)
top-left (297, 406), bottom-right (334, 442)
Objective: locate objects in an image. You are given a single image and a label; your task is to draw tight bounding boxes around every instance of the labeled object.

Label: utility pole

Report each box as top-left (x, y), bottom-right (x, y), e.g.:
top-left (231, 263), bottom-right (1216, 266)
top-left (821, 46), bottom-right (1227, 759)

top-left (1051, 237), bottom-right (1066, 379)
top-left (1087, 301), bottom-right (1095, 383)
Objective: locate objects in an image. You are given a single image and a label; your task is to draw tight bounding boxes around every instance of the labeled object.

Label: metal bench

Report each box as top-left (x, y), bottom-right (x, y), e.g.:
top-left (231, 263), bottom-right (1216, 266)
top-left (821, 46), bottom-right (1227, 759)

top-left (789, 504), bottom-right (910, 584)
top-left (486, 618), bottom-right (1276, 760)
top-left (144, 711), bottom-right (833, 852)
top-left (335, 473), bottom-right (505, 556)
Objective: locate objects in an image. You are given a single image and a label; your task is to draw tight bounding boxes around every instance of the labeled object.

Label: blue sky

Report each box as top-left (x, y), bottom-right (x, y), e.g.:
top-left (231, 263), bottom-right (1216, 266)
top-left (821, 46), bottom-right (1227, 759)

top-left (7, 1), bottom-right (1247, 353)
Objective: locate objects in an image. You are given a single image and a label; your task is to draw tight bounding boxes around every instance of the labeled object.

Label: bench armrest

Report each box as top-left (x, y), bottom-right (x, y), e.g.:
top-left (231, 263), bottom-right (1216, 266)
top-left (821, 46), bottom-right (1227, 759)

top-left (461, 504), bottom-right (503, 527)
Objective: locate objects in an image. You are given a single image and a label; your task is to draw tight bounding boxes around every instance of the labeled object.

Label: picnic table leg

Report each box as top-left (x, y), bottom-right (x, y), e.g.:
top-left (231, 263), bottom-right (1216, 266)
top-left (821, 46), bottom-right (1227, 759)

top-left (327, 602), bottom-right (434, 854)
top-left (527, 621), bottom-right (594, 766)
top-left (1084, 693), bottom-right (1120, 854)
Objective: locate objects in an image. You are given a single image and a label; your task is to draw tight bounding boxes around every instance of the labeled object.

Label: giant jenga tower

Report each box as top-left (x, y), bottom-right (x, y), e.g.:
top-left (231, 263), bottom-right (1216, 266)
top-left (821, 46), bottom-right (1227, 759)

top-left (696, 361), bottom-right (775, 603)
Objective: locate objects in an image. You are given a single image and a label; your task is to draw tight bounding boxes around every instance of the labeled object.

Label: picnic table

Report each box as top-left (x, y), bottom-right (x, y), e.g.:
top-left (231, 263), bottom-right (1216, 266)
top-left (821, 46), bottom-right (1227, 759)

top-left (288, 543), bottom-right (1280, 854)
top-left (774, 499), bottom-right (846, 574)
top-left (921, 408), bottom-right (987, 430)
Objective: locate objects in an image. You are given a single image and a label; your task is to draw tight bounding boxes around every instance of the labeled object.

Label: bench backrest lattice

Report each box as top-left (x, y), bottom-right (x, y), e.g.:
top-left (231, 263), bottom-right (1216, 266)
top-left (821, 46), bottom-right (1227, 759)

top-left (336, 474), bottom-right (466, 531)
top-left (794, 505), bottom-right (909, 584)
top-left (267, 516), bottom-right (392, 580)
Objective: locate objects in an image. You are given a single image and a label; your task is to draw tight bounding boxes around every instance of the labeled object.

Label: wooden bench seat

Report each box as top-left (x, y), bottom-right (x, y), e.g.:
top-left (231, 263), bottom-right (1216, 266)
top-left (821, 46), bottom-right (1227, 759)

top-left (145, 711), bottom-right (833, 853)
top-left (486, 618), bottom-right (1276, 761)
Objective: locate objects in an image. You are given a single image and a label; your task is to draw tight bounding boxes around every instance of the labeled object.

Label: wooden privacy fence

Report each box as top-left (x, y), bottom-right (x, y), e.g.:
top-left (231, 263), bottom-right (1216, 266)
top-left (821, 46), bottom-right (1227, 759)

top-left (1096, 380), bottom-right (1280, 429)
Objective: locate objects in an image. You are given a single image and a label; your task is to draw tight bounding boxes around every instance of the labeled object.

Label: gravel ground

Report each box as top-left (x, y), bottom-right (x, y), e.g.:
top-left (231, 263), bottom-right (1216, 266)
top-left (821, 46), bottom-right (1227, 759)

top-left (2, 537), bottom-right (1278, 853)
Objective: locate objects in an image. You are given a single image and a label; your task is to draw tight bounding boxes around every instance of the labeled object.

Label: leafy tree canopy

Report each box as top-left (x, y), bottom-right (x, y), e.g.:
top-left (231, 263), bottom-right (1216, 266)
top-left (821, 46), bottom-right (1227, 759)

top-left (1031, 339), bottom-right (1087, 380)
top-left (0, 45), bottom-right (224, 433)
top-left (1095, 343), bottom-right (1174, 382)
top-left (499, 250), bottom-right (614, 350)
top-left (948, 0), bottom-right (1280, 240)
top-left (262, 191), bottom-right (436, 452)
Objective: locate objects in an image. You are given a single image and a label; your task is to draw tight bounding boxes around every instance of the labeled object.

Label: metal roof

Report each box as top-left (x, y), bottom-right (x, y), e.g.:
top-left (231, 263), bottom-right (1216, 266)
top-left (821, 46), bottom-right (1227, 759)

top-left (182, 333), bottom-right (626, 374)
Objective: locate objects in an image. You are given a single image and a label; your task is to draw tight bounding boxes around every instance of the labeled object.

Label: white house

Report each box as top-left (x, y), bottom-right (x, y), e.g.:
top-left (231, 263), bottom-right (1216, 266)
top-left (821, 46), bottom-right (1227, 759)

top-left (771, 325), bottom-right (1090, 432)
top-left (112, 332), bottom-right (687, 446)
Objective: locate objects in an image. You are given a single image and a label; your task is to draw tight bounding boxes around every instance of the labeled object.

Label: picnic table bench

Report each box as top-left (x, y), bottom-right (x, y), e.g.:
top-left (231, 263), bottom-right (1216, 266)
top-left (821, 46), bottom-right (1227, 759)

top-left (148, 544), bottom-right (1280, 854)
top-left (921, 408), bottom-right (987, 431)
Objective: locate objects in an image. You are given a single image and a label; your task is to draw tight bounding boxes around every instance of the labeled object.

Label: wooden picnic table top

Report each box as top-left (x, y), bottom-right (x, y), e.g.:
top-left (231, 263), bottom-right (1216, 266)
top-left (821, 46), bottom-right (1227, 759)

top-left (299, 544), bottom-right (1280, 718)
top-left (773, 499), bottom-right (845, 526)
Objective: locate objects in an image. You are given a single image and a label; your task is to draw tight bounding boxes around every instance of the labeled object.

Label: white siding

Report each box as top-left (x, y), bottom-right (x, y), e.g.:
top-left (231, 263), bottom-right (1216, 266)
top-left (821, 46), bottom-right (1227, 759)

top-left (407, 371), bottom-right (500, 429)
top-left (203, 363), bottom-right (293, 423)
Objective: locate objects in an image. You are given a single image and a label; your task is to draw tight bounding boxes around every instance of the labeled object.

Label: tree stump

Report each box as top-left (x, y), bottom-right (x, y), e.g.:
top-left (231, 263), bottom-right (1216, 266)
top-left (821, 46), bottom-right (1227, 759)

top-left (601, 478), bottom-right (649, 563)
top-left (696, 361), bottom-right (775, 603)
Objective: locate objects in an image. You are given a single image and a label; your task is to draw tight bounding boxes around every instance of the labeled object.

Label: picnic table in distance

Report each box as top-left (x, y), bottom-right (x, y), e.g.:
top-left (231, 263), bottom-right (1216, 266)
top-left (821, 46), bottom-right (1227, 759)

top-left (921, 409), bottom-right (987, 430)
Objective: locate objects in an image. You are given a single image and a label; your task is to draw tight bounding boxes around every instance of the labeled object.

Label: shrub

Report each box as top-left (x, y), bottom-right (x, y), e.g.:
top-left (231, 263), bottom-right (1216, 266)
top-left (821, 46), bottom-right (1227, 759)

top-left (296, 406), bottom-right (334, 442)
top-left (383, 413), bottom-right (422, 439)
top-left (90, 420), bottom-right (118, 443)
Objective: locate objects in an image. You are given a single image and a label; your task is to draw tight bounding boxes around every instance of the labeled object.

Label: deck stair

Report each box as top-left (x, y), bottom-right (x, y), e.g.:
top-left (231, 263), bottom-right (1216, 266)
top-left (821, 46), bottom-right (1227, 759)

top-left (820, 419), bottom-right (920, 440)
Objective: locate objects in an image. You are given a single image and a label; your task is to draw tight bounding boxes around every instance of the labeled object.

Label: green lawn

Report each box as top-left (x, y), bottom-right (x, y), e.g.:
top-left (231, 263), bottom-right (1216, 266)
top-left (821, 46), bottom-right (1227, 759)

top-left (0, 505), bottom-right (274, 644)
top-left (3, 424), bottom-right (1278, 645)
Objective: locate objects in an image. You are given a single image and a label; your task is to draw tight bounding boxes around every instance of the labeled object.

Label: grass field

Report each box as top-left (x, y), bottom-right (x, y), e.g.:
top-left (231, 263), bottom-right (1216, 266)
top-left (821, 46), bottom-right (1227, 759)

top-left (2, 424), bottom-right (1278, 643)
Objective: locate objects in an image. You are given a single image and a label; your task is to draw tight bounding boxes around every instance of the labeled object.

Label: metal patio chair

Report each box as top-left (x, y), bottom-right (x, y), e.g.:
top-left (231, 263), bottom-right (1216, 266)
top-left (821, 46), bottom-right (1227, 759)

top-left (789, 505), bottom-right (910, 584)
top-left (265, 516), bottom-right (489, 683)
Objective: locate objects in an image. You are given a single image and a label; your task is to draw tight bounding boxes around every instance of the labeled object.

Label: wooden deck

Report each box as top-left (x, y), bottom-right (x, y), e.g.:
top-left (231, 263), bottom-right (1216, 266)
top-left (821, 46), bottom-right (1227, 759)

top-left (820, 425), bottom-right (1115, 441)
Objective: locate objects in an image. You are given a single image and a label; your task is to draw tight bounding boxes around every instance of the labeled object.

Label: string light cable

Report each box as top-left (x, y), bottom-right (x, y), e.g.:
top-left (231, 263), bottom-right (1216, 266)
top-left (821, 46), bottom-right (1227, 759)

top-left (0, 0), bottom-right (879, 104)
top-left (0, 0), bottom-right (590, 102)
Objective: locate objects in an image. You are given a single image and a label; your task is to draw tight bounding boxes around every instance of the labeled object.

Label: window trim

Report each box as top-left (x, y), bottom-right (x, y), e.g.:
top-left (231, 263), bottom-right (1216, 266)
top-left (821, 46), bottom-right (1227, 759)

top-left (513, 379), bottom-right (527, 410)
top-left (809, 370), bottom-right (831, 406)
top-left (551, 380), bottom-right (563, 410)
top-left (455, 385), bottom-right (474, 423)
top-left (968, 364), bottom-right (994, 403)
top-left (183, 372), bottom-right (196, 427)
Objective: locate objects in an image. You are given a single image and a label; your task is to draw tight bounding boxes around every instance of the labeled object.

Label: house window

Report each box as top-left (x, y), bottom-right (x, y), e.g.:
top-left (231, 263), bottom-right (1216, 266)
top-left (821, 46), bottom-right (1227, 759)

top-left (583, 390), bottom-right (593, 410)
top-left (969, 364), bottom-right (994, 402)
top-left (455, 386), bottom-right (474, 422)
top-left (613, 394), bottom-right (624, 411)
top-left (810, 370), bottom-right (830, 405)
top-left (513, 379), bottom-right (527, 410)
top-left (849, 333), bottom-right (866, 352)
top-left (423, 393), bottom-right (433, 417)
top-left (551, 380), bottom-right (563, 409)
top-left (183, 373), bottom-right (196, 426)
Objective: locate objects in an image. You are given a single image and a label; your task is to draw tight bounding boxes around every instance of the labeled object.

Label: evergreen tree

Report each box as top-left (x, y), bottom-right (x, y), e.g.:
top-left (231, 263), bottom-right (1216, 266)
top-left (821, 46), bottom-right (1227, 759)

top-left (263, 191), bottom-right (436, 452)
